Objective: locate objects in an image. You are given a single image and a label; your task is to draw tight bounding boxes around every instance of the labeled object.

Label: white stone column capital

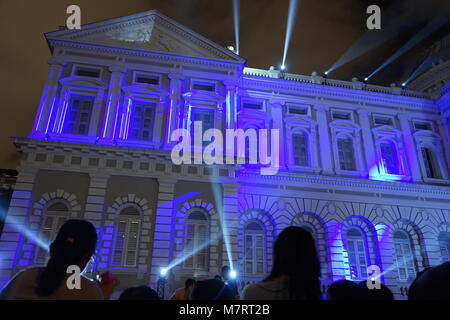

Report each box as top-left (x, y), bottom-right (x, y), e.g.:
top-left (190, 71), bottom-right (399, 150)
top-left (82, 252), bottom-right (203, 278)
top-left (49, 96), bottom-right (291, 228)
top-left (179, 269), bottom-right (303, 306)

top-left (314, 104), bottom-right (329, 112)
top-left (356, 108), bottom-right (371, 116)
top-left (168, 73), bottom-right (185, 81)
top-left (108, 65), bottom-right (127, 74)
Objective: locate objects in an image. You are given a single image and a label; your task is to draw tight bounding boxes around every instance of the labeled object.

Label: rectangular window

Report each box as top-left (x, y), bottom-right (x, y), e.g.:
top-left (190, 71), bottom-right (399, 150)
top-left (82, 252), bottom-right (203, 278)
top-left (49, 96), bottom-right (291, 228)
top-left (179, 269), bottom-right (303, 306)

top-left (192, 81), bottom-right (215, 92)
top-left (74, 66), bottom-right (101, 78)
top-left (421, 147), bottom-right (442, 179)
top-left (414, 121), bottom-right (432, 131)
top-left (63, 95), bottom-right (94, 135)
top-left (112, 219), bottom-right (140, 267)
top-left (288, 107), bottom-right (308, 115)
top-left (374, 116), bottom-right (393, 126)
top-left (332, 111), bottom-right (351, 120)
top-left (129, 102), bottom-right (155, 141)
top-left (191, 109), bottom-right (215, 147)
top-left (134, 74), bottom-right (159, 85)
top-left (293, 133), bottom-right (308, 166)
top-left (243, 102), bottom-right (263, 110)
top-left (337, 138), bottom-right (356, 171)
top-left (244, 233), bottom-right (265, 275)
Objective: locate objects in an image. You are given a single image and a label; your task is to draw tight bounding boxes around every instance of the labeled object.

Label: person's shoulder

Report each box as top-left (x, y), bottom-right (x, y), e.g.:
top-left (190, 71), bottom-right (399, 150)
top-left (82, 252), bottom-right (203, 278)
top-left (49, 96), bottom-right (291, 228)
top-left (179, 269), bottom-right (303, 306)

top-left (241, 283), bottom-right (262, 299)
top-left (11, 266), bottom-right (43, 282)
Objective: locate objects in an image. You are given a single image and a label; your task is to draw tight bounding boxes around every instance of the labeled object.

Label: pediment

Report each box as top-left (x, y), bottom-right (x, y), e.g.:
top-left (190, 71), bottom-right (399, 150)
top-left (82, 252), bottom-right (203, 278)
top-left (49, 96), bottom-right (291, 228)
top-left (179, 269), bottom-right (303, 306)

top-left (372, 125), bottom-right (402, 136)
top-left (45, 10), bottom-right (245, 64)
top-left (284, 115), bottom-right (317, 127)
top-left (183, 90), bottom-right (225, 103)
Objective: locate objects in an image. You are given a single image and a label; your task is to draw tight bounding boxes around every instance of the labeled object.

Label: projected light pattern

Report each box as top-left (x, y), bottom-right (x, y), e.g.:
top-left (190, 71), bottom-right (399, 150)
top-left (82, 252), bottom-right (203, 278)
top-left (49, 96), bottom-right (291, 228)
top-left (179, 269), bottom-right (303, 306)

top-left (366, 5), bottom-right (450, 80)
top-left (209, 178), bottom-right (234, 270)
top-left (281, 0), bottom-right (299, 70)
top-left (233, 0), bottom-right (240, 55)
top-left (3, 214), bottom-right (50, 252)
top-left (165, 233), bottom-right (223, 271)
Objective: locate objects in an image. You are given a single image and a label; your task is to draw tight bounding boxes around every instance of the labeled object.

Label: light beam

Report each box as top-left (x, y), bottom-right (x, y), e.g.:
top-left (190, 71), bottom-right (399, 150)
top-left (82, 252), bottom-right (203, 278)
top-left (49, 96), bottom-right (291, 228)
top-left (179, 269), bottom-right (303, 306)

top-left (281, 0), bottom-right (300, 70)
top-left (366, 6), bottom-right (450, 80)
top-left (233, 0), bottom-right (240, 55)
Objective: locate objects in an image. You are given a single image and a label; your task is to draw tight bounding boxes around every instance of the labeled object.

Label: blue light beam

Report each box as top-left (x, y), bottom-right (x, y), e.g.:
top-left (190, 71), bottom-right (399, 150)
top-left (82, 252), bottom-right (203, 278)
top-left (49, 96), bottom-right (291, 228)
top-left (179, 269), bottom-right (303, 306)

top-left (1, 213), bottom-right (50, 251)
top-left (233, 0), bottom-right (240, 55)
top-left (366, 6), bottom-right (450, 80)
top-left (281, 0), bottom-right (300, 70)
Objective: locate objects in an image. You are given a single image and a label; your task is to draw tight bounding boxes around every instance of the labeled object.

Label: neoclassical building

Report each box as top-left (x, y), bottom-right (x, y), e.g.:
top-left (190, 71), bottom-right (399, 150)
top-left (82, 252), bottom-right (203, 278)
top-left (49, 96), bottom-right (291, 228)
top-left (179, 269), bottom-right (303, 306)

top-left (1, 10), bottom-right (449, 299)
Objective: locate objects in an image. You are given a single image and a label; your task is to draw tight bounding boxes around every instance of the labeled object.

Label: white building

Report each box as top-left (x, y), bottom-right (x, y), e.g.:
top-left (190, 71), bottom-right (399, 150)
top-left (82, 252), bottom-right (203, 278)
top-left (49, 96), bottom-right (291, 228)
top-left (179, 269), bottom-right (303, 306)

top-left (0, 10), bottom-right (449, 299)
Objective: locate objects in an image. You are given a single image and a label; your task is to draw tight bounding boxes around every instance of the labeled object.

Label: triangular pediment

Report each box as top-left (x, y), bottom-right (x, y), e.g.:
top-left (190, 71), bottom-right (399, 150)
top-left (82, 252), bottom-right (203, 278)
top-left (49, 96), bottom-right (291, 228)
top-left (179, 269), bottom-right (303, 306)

top-left (45, 10), bottom-right (245, 64)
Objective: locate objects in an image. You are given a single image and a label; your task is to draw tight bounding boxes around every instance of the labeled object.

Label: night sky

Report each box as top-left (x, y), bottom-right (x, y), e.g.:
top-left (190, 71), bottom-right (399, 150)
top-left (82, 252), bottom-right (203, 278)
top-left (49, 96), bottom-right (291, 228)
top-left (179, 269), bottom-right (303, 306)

top-left (0, 0), bottom-right (449, 169)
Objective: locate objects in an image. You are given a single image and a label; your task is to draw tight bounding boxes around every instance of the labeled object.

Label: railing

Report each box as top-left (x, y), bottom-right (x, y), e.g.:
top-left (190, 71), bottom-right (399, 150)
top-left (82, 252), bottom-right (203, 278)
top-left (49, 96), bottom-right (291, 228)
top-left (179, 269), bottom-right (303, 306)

top-left (243, 67), bottom-right (435, 100)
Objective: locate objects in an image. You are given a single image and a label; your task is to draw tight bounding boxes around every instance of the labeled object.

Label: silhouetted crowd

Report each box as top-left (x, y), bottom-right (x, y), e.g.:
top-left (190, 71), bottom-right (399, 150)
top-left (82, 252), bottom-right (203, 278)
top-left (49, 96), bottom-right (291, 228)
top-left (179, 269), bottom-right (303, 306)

top-left (1, 219), bottom-right (449, 300)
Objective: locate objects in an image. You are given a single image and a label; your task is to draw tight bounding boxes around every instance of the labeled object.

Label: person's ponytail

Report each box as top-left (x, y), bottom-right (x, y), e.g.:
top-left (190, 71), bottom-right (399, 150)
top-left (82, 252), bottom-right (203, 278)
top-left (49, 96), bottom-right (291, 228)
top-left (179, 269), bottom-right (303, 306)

top-left (36, 220), bottom-right (97, 297)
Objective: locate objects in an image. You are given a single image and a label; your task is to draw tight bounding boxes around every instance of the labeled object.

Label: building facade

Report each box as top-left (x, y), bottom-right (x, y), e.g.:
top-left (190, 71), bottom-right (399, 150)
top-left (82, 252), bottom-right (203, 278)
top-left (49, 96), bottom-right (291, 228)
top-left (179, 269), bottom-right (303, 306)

top-left (1, 10), bottom-right (449, 299)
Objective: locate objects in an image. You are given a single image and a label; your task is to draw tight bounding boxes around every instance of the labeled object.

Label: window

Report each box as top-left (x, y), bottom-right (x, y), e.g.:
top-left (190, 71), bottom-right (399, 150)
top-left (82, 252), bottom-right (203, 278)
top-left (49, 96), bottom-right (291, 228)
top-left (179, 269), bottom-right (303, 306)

top-left (346, 228), bottom-right (368, 280)
top-left (35, 201), bottom-right (69, 264)
top-left (292, 132), bottom-right (308, 166)
top-left (421, 147), bottom-right (442, 179)
top-left (129, 102), bottom-right (155, 141)
top-left (74, 65), bottom-right (101, 78)
top-left (134, 73), bottom-right (159, 85)
top-left (112, 205), bottom-right (141, 267)
top-left (373, 115), bottom-right (393, 126)
top-left (288, 106), bottom-right (308, 115)
top-left (380, 141), bottom-right (399, 175)
top-left (191, 109), bottom-right (214, 147)
top-left (414, 121), bottom-right (432, 131)
top-left (393, 231), bottom-right (416, 281)
top-left (243, 102), bottom-right (263, 110)
top-left (192, 81), bottom-right (215, 92)
top-left (184, 210), bottom-right (209, 270)
top-left (337, 137), bottom-right (356, 171)
top-left (63, 95), bottom-right (94, 135)
top-left (244, 221), bottom-right (265, 275)
top-left (332, 111), bottom-right (351, 120)
top-left (438, 232), bottom-right (450, 262)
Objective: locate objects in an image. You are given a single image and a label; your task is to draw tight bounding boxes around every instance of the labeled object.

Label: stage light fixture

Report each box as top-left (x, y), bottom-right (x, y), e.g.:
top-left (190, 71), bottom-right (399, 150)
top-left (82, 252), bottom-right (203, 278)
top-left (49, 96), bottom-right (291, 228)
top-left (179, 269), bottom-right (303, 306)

top-left (227, 45), bottom-right (235, 52)
top-left (160, 267), bottom-right (168, 277)
top-left (401, 82), bottom-right (406, 87)
top-left (280, 65), bottom-right (286, 71)
top-left (229, 270), bottom-right (237, 279)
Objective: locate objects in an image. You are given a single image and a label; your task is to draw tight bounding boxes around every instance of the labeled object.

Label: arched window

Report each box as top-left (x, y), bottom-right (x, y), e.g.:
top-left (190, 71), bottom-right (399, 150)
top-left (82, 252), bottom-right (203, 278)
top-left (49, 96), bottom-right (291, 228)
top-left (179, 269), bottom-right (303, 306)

top-left (346, 227), bottom-right (368, 280)
top-left (292, 132), bottom-right (308, 166)
top-left (337, 136), bottom-right (356, 171)
top-left (35, 201), bottom-right (70, 264)
top-left (184, 210), bottom-right (209, 270)
top-left (380, 141), bottom-right (399, 175)
top-left (393, 230), bottom-right (416, 281)
top-left (244, 221), bottom-right (265, 275)
top-left (438, 232), bottom-right (450, 262)
top-left (112, 205), bottom-right (141, 267)
top-left (63, 95), bottom-right (94, 135)
top-left (421, 147), bottom-right (442, 179)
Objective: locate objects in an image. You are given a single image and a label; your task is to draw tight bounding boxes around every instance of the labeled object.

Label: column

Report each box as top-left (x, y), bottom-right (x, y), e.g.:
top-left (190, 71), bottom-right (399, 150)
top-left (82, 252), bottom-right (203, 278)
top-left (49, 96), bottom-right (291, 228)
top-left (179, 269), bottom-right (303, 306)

top-left (83, 174), bottom-right (109, 270)
top-left (224, 81), bottom-right (238, 130)
top-left (315, 104), bottom-right (334, 175)
top-left (0, 168), bottom-right (37, 287)
top-left (149, 179), bottom-right (176, 285)
top-left (99, 66), bottom-right (126, 143)
top-left (357, 108), bottom-right (376, 177)
top-left (398, 113), bottom-right (422, 182)
top-left (31, 59), bottom-right (65, 137)
top-left (220, 183), bottom-right (239, 273)
top-left (165, 73), bottom-right (184, 146)
top-left (269, 101), bottom-right (286, 169)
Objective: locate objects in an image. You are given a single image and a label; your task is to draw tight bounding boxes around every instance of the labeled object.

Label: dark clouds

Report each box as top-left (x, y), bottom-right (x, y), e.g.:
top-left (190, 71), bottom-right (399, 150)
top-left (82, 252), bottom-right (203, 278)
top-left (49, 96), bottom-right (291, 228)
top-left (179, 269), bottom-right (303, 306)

top-left (0, 0), bottom-right (448, 169)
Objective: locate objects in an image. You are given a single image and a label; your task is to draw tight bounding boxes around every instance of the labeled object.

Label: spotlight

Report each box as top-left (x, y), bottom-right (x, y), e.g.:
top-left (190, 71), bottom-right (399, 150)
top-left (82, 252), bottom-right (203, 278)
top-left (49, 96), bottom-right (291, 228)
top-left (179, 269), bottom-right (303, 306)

top-left (227, 45), bottom-right (235, 52)
top-left (229, 270), bottom-right (237, 279)
top-left (401, 82), bottom-right (406, 87)
top-left (364, 77), bottom-right (369, 81)
top-left (324, 71), bottom-right (329, 75)
top-left (280, 64), bottom-right (286, 71)
top-left (160, 267), bottom-right (168, 277)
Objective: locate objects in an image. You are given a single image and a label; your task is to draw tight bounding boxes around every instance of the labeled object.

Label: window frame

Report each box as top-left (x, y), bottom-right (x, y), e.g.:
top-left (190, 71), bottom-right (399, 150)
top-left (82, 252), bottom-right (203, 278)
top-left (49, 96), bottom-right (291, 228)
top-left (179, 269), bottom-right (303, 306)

top-left (393, 230), bottom-right (417, 282)
top-left (183, 209), bottom-right (210, 271)
top-left (345, 227), bottom-right (369, 281)
top-left (72, 64), bottom-right (103, 79)
top-left (111, 204), bottom-right (142, 268)
top-left (132, 71), bottom-right (161, 86)
top-left (243, 220), bottom-right (266, 276)
top-left (34, 200), bottom-right (70, 265)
